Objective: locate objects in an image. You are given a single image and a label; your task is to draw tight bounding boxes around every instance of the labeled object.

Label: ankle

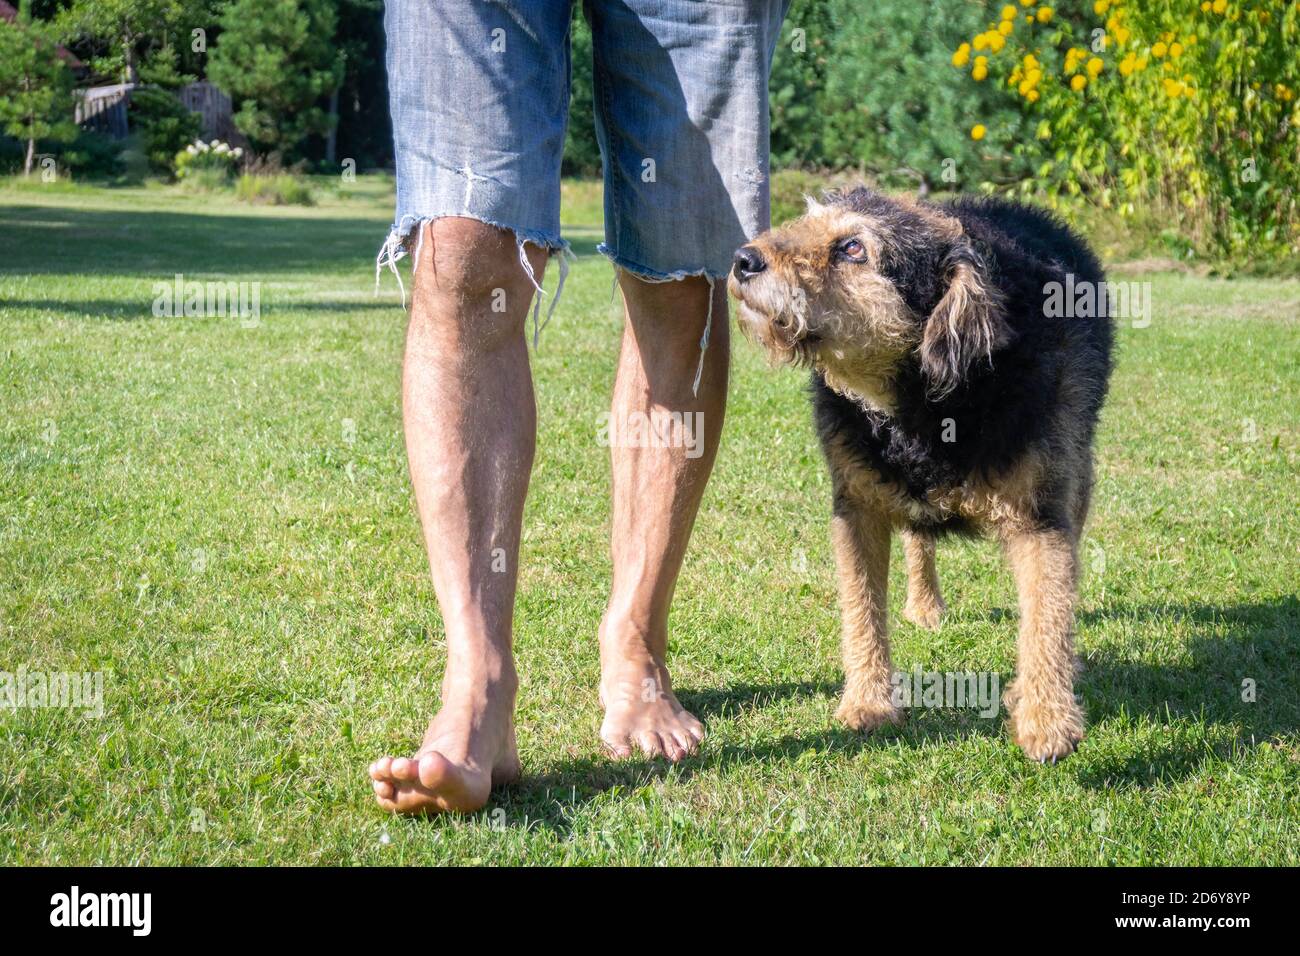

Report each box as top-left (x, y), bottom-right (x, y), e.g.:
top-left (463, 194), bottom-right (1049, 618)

top-left (599, 611), bottom-right (666, 664)
top-left (442, 650), bottom-right (518, 703)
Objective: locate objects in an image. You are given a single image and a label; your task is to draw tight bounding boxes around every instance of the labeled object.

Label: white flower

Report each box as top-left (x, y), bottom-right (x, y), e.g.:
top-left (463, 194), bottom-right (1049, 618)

top-left (186, 145), bottom-right (197, 155)
top-left (215, 143), bottom-right (229, 154)
top-left (232, 147), bottom-right (243, 159)
top-left (210, 140), bottom-right (219, 148)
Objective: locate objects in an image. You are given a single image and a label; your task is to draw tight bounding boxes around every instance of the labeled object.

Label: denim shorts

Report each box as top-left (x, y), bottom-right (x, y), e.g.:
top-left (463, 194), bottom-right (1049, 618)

top-left (378, 0), bottom-right (789, 300)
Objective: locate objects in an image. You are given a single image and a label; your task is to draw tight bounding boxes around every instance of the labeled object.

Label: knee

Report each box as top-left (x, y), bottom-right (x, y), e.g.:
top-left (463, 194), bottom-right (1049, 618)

top-left (411, 217), bottom-right (549, 345)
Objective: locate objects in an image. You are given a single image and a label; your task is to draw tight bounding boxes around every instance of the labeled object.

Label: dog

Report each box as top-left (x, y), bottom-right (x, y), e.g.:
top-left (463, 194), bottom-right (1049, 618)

top-left (728, 188), bottom-right (1113, 762)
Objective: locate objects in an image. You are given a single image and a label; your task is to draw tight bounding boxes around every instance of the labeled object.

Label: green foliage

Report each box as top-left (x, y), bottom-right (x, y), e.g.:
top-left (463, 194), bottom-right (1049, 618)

top-left (208, 0), bottom-right (344, 160)
top-left (55, 0), bottom-right (187, 83)
top-left (768, 0), bottom-right (1038, 187)
top-left (952, 0), bottom-right (1300, 258)
top-left (56, 128), bottom-right (128, 179)
top-left (234, 171), bottom-right (315, 205)
top-left (174, 137), bottom-right (243, 184)
top-left (562, 10), bottom-right (600, 177)
top-left (0, 4), bottom-right (76, 175)
top-left (128, 87), bottom-right (201, 175)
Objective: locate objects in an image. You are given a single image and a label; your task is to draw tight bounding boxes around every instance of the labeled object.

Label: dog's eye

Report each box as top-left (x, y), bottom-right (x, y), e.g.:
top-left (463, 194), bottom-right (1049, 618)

top-left (836, 238), bottom-right (868, 262)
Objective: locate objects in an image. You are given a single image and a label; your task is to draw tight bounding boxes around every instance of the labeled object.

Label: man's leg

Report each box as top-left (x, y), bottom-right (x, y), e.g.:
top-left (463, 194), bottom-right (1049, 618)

top-left (599, 273), bottom-right (726, 760)
top-left (369, 218), bottom-right (547, 814)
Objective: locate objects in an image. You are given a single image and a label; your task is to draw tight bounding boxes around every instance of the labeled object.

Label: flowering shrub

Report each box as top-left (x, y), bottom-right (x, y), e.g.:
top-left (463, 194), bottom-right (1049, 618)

top-left (952, 1), bottom-right (1299, 257)
top-left (174, 139), bottom-right (244, 182)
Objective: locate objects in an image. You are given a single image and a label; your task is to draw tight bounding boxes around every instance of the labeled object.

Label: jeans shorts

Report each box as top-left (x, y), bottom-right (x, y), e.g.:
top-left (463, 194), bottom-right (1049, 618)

top-left (378, 0), bottom-right (790, 316)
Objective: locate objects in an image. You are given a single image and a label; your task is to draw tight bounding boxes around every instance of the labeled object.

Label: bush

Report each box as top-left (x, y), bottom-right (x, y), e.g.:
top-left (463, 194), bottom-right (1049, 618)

top-left (129, 87), bottom-right (202, 176)
top-left (234, 172), bottom-right (315, 205)
top-left (175, 138), bottom-right (244, 184)
top-left (769, 0), bottom-right (1040, 187)
top-left (58, 129), bottom-right (127, 179)
top-left (949, 0), bottom-right (1299, 257)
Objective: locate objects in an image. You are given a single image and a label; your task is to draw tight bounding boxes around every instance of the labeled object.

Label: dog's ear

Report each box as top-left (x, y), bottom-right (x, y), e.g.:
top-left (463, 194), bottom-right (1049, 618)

top-left (918, 237), bottom-right (1009, 399)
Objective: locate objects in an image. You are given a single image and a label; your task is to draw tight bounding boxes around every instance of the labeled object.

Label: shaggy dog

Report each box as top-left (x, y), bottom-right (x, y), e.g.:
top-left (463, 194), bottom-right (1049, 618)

top-left (728, 188), bottom-right (1113, 762)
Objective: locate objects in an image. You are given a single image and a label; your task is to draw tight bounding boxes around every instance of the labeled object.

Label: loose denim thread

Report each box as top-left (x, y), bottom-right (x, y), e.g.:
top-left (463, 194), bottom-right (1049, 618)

top-left (375, 219), bottom-right (570, 349)
top-left (692, 274), bottom-right (715, 398)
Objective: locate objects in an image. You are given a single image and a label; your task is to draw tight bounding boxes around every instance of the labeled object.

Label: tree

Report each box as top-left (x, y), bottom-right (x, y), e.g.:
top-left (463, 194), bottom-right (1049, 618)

top-left (208, 0), bottom-right (343, 160)
top-left (57, 0), bottom-right (186, 85)
top-left (0, 3), bottom-right (76, 175)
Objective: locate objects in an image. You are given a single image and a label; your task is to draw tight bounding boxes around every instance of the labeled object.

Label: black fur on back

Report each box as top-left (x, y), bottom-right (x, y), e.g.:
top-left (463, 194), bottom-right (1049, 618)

top-left (813, 192), bottom-right (1114, 535)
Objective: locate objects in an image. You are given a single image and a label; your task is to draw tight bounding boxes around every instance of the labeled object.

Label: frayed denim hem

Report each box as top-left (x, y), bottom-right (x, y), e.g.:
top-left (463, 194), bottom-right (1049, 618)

top-left (375, 213), bottom-right (573, 348)
top-left (599, 245), bottom-right (725, 398)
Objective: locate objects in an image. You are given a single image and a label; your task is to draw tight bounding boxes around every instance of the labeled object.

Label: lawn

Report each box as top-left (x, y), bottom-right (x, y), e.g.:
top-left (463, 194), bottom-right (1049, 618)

top-left (0, 175), bottom-right (1296, 865)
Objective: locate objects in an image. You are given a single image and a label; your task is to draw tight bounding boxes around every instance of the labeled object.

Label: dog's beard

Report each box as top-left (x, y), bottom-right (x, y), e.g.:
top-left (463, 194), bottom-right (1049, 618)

top-left (731, 276), bottom-right (822, 367)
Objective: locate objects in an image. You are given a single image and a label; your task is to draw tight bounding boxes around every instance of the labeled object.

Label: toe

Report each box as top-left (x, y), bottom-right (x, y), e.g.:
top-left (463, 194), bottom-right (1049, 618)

top-left (635, 730), bottom-right (667, 758)
top-left (416, 751), bottom-right (452, 790)
top-left (670, 729), bottom-right (698, 756)
top-left (389, 757), bottom-right (418, 781)
top-left (369, 757), bottom-right (393, 781)
top-left (372, 778), bottom-right (395, 800)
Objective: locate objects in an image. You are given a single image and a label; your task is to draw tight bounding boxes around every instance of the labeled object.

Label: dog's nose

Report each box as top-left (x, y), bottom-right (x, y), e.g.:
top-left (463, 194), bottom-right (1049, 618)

top-left (732, 246), bottom-right (767, 282)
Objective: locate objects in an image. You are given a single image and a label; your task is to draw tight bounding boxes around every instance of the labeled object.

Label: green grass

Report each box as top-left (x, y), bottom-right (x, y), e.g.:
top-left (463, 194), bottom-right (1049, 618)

top-left (1, 175), bottom-right (1297, 865)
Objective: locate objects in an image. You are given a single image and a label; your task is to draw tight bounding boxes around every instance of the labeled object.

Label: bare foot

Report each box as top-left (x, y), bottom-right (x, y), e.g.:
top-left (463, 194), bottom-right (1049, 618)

top-left (369, 675), bottom-right (520, 815)
top-left (598, 627), bottom-right (703, 762)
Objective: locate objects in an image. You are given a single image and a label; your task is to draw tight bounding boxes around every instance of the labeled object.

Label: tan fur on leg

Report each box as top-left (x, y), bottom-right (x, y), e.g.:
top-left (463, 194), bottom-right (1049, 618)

top-left (1002, 527), bottom-right (1085, 761)
top-left (830, 504), bottom-right (903, 732)
top-left (901, 528), bottom-right (945, 629)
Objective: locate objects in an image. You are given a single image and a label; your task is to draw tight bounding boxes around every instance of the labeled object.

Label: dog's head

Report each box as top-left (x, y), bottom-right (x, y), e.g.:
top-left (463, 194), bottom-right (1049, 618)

top-left (728, 189), bottom-right (1009, 407)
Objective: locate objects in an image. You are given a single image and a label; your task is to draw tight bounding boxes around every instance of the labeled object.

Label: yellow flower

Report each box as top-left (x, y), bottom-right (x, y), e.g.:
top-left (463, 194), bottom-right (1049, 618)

top-left (1019, 0), bottom-right (1034, 6)
top-left (971, 124), bottom-right (987, 140)
top-left (1186, 34), bottom-right (1197, 45)
top-left (1071, 74), bottom-right (1088, 91)
top-left (1200, 1), bottom-right (1210, 9)
top-left (1212, 0), bottom-right (1226, 12)
top-left (1118, 53), bottom-right (1136, 76)
top-left (1026, 89), bottom-right (1040, 102)
top-left (1086, 56), bottom-right (1104, 77)
top-left (1162, 77), bottom-right (1184, 97)
top-left (998, 20), bottom-right (1014, 36)
top-left (1093, 0), bottom-right (1109, 14)
top-left (989, 33), bottom-right (1007, 51)
top-left (1169, 42), bottom-right (1183, 57)
top-left (952, 44), bottom-right (971, 66)
top-left (1037, 7), bottom-right (1054, 23)
top-left (1114, 26), bottom-right (1131, 44)
top-left (973, 32), bottom-right (990, 50)
top-left (973, 63), bottom-right (989, 81)
top-left (1001, 4), bottom-right (1017, 19)
top-left (1152, 41), bottom-right (1167, 58)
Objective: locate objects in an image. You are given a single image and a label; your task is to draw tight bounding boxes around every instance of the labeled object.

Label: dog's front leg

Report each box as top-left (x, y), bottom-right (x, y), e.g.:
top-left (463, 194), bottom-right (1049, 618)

top-left (830, 499), bottom-right (903, 732)
top-left (1001, 527), bottom-right (1085, 761)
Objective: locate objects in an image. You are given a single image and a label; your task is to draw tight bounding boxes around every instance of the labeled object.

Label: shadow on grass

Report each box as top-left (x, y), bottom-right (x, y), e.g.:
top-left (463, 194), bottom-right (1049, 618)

top-left (1072, 597), bottom-right (1299, 789)
top-left (2, 298), bottom-right (405, 321)
top-left (0, 203), bottom-right (604, 281)
top-left (482, 597), bottom-right (1297, 834)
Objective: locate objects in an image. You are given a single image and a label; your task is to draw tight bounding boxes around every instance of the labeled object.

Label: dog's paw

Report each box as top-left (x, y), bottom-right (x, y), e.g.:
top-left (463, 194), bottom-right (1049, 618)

top-left (1008, 697), bottom-right (1084, 763)
top-left (835, 697), bottom-right (905, 734)
top-left (902, 599), bottom-right (945, 631)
